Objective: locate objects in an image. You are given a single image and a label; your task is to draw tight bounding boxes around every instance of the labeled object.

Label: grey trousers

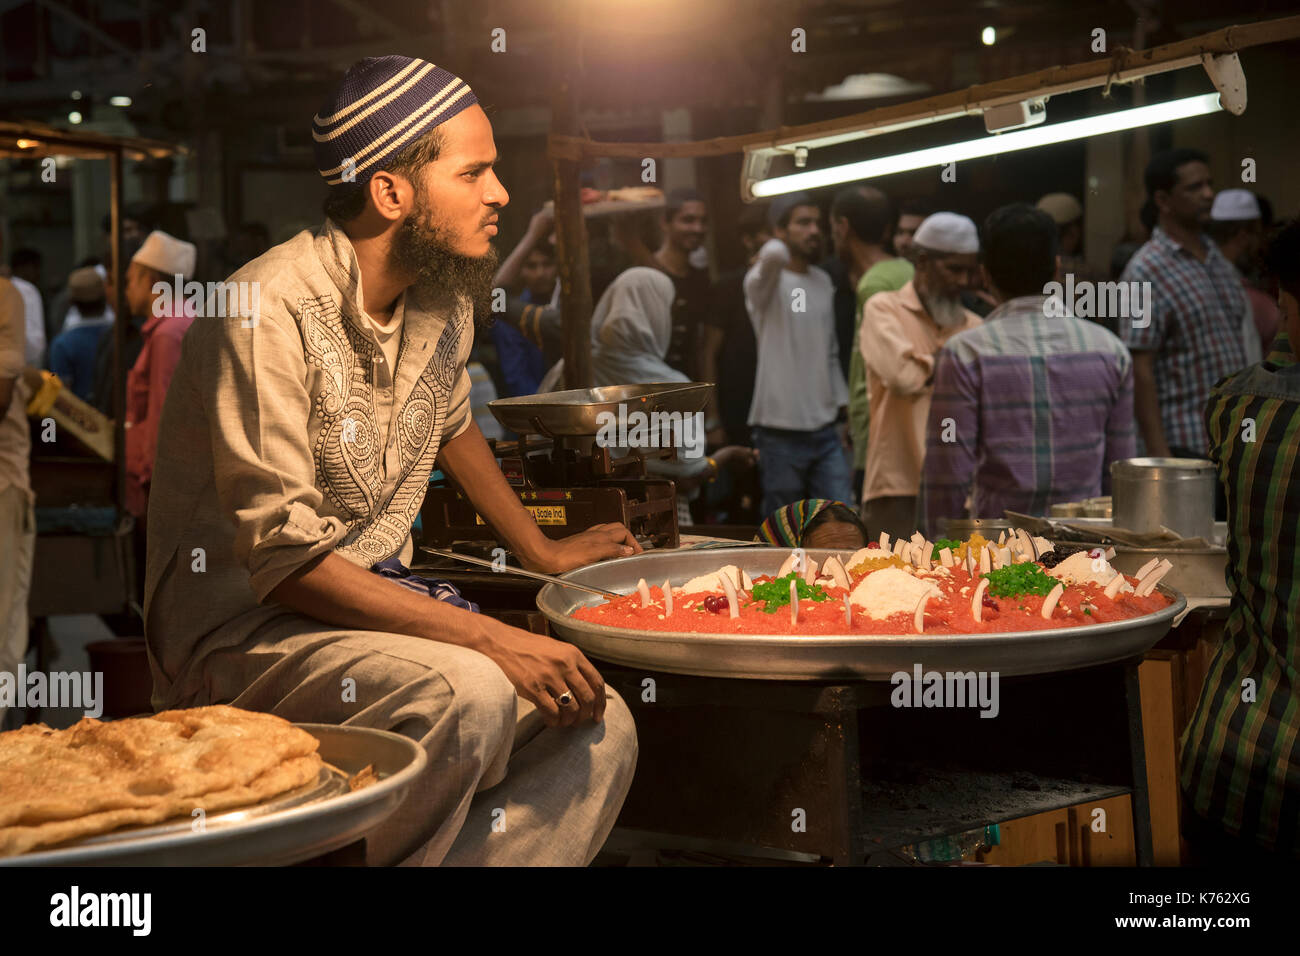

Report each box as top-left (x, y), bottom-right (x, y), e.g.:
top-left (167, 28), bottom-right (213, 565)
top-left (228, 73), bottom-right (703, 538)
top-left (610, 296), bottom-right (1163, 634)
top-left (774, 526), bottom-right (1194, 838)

top-left (172, 613), bottom-right (638, 866)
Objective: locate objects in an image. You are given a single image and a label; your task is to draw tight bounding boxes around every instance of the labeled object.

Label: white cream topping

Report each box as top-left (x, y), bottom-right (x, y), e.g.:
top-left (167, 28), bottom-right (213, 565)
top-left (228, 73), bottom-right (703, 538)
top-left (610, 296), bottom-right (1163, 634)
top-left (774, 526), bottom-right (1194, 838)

top-left (849, 567), bottom-right (943, 620)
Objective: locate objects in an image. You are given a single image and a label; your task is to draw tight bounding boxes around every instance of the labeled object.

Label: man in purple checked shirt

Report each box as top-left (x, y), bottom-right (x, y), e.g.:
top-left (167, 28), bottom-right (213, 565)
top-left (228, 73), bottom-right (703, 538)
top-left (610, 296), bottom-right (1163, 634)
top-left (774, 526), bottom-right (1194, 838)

top-left (918, 203), bottom-right (1135, 538)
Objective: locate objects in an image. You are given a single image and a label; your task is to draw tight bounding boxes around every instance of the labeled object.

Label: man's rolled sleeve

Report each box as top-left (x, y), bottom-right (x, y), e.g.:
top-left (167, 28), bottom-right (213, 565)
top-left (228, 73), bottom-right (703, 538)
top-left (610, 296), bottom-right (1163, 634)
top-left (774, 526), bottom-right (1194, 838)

top-left (198, 313), bottom-right (347, 602)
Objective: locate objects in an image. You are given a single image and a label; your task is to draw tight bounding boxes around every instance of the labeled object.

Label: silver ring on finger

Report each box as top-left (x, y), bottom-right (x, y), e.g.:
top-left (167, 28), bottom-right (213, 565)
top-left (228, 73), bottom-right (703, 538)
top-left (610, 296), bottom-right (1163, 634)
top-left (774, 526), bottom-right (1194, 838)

top-left (555, 689), bottom-right (574, 707)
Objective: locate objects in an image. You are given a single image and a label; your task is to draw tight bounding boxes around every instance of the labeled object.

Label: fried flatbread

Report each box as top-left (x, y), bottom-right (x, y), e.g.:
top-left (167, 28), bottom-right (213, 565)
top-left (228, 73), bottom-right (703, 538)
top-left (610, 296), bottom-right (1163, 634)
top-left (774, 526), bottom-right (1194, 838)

top-left (0, 705), bottom-right (322, 857)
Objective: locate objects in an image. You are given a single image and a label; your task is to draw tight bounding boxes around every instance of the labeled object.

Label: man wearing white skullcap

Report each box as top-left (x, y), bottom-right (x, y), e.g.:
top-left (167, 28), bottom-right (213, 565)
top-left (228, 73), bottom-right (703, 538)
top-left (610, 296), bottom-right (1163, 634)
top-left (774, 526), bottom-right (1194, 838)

top-left (121, 230), bottom-right (199, 520)
top-left (142, 56), bottom-right (638, 867)
top-left (857, 212), bottom-right (982, 538)
top-left (1208, 188), bottom-right (1280, 356)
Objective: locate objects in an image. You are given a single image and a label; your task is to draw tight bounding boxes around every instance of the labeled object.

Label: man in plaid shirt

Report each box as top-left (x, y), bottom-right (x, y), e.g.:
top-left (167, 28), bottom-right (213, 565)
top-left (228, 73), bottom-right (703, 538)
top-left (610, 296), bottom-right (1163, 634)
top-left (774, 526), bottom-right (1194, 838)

top-left (1120, 148), bottom-right (1247, 461)
top-left (919, 204), bottom-right (1134, 536)
top-left (1180, 219), bottom-right (1300, 863)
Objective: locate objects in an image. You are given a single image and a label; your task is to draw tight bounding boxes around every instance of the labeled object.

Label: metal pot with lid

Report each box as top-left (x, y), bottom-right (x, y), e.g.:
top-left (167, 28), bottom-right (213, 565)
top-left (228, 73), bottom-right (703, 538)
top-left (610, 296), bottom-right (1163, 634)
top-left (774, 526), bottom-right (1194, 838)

top-left (1110, 457), bottom-right (1217, 541)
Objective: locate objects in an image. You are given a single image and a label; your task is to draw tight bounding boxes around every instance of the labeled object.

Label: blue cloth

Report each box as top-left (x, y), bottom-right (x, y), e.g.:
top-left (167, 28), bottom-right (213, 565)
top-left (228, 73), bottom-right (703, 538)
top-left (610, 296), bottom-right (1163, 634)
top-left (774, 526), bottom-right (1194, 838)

top-left (750, 423), bottom-right (855, 517)
top-left (490, 320), bottom-right (546, 397)
top-left (49, 323), bottom-right (109, 401)
top-left (368, 556), bottom-right (480, 613)
top-left (491, 286), bottom-right (547, 396)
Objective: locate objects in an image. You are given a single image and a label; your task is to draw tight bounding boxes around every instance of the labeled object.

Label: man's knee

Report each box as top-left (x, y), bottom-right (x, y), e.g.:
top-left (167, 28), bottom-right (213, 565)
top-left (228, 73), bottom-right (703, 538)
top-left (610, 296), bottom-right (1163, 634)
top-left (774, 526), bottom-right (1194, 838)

top-left (596, 686), bottom-right (638, 786)
top-left (433, 646), bottom-right (518, 749)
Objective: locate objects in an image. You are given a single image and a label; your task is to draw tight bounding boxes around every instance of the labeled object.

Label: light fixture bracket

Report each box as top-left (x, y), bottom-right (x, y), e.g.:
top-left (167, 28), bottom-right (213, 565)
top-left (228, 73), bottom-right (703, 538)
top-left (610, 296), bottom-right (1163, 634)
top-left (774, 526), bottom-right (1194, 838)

top-left (1201, 52), bottom-right (1247, 115)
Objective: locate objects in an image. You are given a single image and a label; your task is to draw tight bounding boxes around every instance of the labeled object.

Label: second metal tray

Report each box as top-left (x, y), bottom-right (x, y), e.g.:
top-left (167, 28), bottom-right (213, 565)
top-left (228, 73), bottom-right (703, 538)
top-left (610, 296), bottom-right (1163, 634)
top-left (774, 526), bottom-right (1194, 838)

top-left (2, 723), bottom-right (427, 867)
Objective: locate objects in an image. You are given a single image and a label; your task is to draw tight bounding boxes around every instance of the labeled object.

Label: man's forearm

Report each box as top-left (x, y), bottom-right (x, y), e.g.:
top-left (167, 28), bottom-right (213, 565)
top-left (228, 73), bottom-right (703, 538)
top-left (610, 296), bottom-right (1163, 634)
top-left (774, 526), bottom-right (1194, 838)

top-left (1132, 357), bottom-right (1170, 455)
top-left (268, 551), bottom-right (492, 650)
top-left (493, 225), bottom-right (545, 290)
top-left (436, 420), bottom-right (552, 566)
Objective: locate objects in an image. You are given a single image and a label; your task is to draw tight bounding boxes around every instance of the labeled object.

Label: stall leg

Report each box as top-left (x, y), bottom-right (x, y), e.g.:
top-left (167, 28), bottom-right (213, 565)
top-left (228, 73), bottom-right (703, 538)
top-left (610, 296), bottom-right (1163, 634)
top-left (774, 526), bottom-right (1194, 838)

top-left (1125, 659), bottom-right (1155, 866)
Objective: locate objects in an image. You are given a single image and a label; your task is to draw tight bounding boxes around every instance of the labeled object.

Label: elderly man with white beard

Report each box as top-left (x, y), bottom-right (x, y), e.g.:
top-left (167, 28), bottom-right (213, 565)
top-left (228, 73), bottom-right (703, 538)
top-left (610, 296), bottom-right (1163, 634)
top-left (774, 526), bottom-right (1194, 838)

top-left (858, 212), bottom-right (982, 539)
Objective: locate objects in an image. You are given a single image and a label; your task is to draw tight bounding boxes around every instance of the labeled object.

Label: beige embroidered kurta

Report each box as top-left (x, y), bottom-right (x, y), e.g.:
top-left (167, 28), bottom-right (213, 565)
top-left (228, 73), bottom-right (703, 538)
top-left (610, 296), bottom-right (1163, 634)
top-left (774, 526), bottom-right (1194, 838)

top-left (143, 219), bottom-right (474, 708)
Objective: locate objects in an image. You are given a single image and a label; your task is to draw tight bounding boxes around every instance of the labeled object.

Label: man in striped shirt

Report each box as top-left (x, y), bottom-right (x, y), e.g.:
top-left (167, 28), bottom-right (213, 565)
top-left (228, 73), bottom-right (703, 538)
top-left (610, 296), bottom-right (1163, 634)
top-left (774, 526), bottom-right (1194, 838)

top-left (919, 203), bottom-right (1135, 537)
top-left (1179, 219), bottom-right (1300, 863)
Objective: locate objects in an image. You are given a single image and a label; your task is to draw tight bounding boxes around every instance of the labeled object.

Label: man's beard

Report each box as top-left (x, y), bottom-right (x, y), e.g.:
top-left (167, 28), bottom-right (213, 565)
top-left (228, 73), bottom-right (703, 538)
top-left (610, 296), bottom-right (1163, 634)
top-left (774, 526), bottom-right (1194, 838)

top-left (390, 197), bottom-right (499, 326)
top-left (921, 288), bottom-right (967, 328)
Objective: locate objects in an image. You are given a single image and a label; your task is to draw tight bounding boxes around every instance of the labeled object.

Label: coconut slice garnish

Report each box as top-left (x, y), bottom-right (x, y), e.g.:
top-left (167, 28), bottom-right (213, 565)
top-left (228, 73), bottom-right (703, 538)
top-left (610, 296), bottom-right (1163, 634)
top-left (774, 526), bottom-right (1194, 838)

top-left (846, 547), bottom-right (873, 569)
top-left (939, 547), bottom-right (955, 568)
top-left (997, 530), bottom-right (1007, 546)
top-left (1134, 557), bottom-right (1161, 582)
top-left (823, 554), bottom-right (851, 589)
top-left (913, 592), bottom-right (929, 633)
top-left (879, 532), bottom-right (891, 550)
top-left (803, 558), bottom-right (819, 585)
top-left (790, 578), bottom-right (799, 625)
top-left (843, 593), bottom-right (852, 628)
top-left (719, 572), bottom-right (739, 618)
top-left (1103, 571), bottom-right (1127, 599)
top-left (892, 539), bottom-right (908, 557)
top-left (637, 578), bottom-right (650, 608)
top-left (972, 577), bottom-right (990, 623)
top-left (979, 544), bottom-right (992, 575)
top-left (1041, 582), bottom-right (1065, 618)
top-left (997, 546), bottom-right (1012, 568)
top-left (1136, 559), bottom-right (1173, 597)
top-left (663, 579), bottom-right (673, 616)
top-left (777, 552), bottom-right (798, 579)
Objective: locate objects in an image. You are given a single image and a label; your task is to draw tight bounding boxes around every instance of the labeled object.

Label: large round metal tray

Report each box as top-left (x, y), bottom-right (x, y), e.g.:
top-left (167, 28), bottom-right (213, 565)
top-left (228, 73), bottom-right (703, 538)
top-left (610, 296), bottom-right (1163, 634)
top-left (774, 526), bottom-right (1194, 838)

top-left (538, 547), bottom-right (1186, 681)
top-left (488, 382), bottom-right (711, 437)
top-left (1, 723), bottom-right (426, 867)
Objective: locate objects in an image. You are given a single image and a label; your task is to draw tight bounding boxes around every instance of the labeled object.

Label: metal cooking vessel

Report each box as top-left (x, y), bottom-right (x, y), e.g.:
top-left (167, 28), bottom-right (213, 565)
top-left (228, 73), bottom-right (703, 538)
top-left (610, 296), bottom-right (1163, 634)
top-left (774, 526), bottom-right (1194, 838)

top-left (1111, 457), bottom-right (1216, 541)
top-left (941, 517), bottom-right (1013, 540)
top-left (537, 547), bottom-right (1184, 681)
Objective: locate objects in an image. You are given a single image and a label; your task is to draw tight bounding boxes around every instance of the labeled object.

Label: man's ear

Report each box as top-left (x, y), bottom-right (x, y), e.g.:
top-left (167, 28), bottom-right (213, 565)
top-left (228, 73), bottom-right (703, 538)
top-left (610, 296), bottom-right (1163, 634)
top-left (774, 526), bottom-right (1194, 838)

top-left (367, 171), bottom-right (408, 223)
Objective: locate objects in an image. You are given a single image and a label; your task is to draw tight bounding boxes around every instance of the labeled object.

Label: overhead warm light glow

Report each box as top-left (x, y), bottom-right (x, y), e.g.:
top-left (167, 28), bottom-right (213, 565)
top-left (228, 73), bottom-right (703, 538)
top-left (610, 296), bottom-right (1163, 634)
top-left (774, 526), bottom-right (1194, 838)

top-left (15, 139), bottom-right (40, 149)
top-left (109, 95), bottom-right (132, 107)
top-left (68, 111), bottom-right (83, 125)
top-left (751, 93), bottom-right (1222, 197)
top-left (982, 26), bottom-right (996, 46)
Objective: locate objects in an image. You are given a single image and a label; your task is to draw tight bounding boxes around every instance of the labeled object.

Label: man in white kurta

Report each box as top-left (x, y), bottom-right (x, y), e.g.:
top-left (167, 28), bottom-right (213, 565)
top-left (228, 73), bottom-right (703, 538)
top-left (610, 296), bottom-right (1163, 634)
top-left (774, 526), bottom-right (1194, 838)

top-left (144, 56), bottom-right (640, 866)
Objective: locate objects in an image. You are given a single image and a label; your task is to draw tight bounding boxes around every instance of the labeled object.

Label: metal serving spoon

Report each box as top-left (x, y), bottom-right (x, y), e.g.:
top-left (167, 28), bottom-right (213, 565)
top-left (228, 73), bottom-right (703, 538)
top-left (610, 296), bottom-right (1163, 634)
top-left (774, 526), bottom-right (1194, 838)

top-left (420, 548), bottom-right (622, 598)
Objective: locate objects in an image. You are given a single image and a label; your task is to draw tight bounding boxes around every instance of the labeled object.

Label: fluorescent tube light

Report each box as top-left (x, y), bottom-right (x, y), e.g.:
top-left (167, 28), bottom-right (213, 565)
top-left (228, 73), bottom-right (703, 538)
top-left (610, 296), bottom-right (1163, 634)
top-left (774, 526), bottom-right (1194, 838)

top-left (751, 92), bottom-right (1222, 197)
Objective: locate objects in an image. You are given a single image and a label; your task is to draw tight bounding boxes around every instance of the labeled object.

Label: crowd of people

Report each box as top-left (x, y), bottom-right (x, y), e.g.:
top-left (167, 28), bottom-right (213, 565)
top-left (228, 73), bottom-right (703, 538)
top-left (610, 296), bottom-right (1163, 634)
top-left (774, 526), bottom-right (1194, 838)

top-left (484, 148), bottom-right (1285, 541)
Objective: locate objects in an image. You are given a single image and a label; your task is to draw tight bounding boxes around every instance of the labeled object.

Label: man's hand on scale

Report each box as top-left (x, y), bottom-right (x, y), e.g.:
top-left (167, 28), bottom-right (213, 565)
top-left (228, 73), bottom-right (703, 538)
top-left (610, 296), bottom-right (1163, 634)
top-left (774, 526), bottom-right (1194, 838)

top-left (523, 522), bottom-right (642, 575)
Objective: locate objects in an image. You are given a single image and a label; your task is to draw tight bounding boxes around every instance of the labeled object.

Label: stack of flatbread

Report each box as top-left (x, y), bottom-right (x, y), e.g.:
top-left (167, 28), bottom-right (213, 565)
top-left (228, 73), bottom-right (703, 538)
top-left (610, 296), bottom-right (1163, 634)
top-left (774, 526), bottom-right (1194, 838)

top-left (0, 705), bottom-right (323, 857)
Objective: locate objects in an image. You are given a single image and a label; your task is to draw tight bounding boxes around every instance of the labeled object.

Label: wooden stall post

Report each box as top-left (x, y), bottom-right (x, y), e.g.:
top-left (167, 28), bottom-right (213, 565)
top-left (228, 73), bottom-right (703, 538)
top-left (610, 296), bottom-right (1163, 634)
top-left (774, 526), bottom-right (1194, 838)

top-left (109, 146), bottom-right (127, 515)
top-left (549, 0), bottom-right (594, 390)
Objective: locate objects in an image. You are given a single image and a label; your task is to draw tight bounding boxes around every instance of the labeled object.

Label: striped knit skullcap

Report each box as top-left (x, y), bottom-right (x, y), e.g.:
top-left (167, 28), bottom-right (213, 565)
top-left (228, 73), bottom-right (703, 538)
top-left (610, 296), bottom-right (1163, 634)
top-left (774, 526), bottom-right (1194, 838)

top-left (313, 55), bottom-right (478, 188)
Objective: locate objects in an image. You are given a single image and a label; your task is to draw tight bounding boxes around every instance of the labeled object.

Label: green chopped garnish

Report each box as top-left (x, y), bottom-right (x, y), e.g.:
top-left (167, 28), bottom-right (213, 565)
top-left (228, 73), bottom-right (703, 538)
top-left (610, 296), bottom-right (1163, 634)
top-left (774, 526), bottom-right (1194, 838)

top-left (931, 538), bottom-right (963, 560)
top-left (750, 573), bottom-right (829, 614)
top-left (981, 563), bottom-right (1061, 598)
